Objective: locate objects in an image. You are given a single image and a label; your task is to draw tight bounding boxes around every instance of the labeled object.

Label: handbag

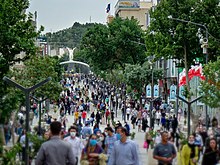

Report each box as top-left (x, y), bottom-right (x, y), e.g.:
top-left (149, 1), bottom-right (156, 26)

top-left (143, 141), bottom-right (148, 149)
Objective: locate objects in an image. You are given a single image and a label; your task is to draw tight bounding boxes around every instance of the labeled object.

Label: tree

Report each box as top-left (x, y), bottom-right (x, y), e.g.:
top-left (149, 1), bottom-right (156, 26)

top-left (0, 0), bottom-right (40, 126)
top-left (12, 56), bottom-right (63, 100)
top-left (79, 17), bottom-right (146, 74)
top-left (145, 0), bottom-right (220, 96)
top-left (200, 59), bottom-right (220, 108)
top-left (45, 22), bottom-right (96, 49)
top-left (124, 62), bottom-right (163, 101)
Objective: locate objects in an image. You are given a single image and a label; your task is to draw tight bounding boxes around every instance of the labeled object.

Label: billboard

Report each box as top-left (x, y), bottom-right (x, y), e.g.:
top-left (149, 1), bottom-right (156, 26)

top-left (170, 84), bottom-right (177, 101)
top-left (118, 0), bottom-right (140, 9)
top-left (146, 84), bottom-right (151, 98)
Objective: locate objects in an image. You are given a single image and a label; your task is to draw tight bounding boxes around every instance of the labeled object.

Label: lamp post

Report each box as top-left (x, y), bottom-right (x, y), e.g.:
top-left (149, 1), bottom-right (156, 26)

top-left (123, 85), bottom-right (126, 122)
top-left (3, 77), bottom-right (51, 165)
top-left (168, 16), bottom-right (209, 130)
top-left (173, 59), bottom-right (182, 118)
top-left (30, 95), bottom-right (48, 135)
top-left (148, 61), bottom-right (155, 128)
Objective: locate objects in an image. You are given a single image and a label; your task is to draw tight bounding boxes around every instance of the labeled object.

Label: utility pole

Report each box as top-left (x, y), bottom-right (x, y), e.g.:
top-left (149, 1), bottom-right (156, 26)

top-left (176, 95), bottom-right (202, 136)
top-left (30, 95), bottom-right (48, 135)
top-left (3, 77), bottom-right (51, 165)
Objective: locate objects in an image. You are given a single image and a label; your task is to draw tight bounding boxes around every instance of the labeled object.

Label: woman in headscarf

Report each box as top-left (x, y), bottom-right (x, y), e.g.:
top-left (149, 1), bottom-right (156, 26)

top-left (181, 134), bottom-right (199, 165)
top-left (81, 134), bottom-right (104, 165)
top-left (202, 138), bottom-right (220, 165)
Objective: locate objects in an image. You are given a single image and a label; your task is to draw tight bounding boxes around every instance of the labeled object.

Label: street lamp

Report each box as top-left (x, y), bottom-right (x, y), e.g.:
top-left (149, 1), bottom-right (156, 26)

top-left (3, 77), bottom-right (51, 165)
top-left (168, 16), bottom-right (209, 131)
top-left (173, 59), bottom-right (182, 118)
top-left (148, 61), bottom-right (154, 128)
top-left (30, 95), bottom-right (48, 135)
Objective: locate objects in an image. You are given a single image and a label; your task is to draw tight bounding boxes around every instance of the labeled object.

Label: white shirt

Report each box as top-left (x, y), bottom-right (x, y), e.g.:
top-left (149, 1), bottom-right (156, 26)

top-left (155, 135), bottom-right (161, 145)
top-left (126, 108), bottom-right (131, 114)
top-left (156, 112), bottom-right (161, 119)
top-left (64, 136), bottom-right (84, 157)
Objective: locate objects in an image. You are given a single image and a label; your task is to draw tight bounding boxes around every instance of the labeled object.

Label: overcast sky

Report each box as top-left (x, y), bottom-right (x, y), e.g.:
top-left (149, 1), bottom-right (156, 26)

top-left (28, 0), bottom-right (117, 33)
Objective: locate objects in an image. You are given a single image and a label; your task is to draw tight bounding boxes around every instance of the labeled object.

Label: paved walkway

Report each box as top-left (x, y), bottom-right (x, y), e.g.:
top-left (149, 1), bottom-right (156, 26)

top-left (4, 80), bottom-right (188, 165)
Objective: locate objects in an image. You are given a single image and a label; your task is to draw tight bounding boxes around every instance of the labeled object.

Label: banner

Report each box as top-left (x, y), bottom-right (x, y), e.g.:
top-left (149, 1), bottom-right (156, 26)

top-left (170, 84), bottom-right (177, 101)
top-left (146, 84), bottom-right (151, 98)
top-left (154, 84), bottom-right (159, 98)
top-left (179, 85), bottom-right (185, 99)
top-left (118, 0), bottom-right (140, 9)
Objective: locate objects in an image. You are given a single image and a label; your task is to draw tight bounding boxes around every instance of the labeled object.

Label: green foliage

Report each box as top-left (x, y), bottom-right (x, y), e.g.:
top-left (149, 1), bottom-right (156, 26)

top-left (104, 69), bottom-right (125, 87)
top-left (149, 130), bottom-right (157, 138)
top-left (45, 22), bottom-right (96, 49)
top-left (0, 0), bottom-right (40, 123)
top-left (27, 133), bottom-right (45, 159)
top-left (200, 60), bottom-right (220, 108)
top-left (145, 0), bottom-right (220, 65)
top-left (130, 132), bottom-right (136, 140)
top-left (11, 56), bottom-right (63, 100)
top-left (0, 88), bottom-right (21, 123)
top-left (1, 143), bottom-right (21, 165)
top-left (79, 17), bottom-right (146, 75)
top-left (124, 63), bottom-right (163, 98)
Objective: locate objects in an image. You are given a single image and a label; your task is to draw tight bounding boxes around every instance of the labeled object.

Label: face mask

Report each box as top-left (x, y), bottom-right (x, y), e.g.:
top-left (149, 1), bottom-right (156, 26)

top-left (99, 137), bottom-right (104, 141)
top-left (90, 139), bottom-right (97, 146)
top-left (70, 132), bottom-right (76, 137)
top-left (116, 133), bottom-right (122, 140)
top-left (188, 141), bottom-right (194, 145)
top-left (86, 137), bottom-right (89, 140)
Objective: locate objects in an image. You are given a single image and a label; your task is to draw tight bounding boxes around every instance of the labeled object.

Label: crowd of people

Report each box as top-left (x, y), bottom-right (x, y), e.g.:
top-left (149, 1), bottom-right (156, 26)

top-left (4, 73), bottom-right (220, 165)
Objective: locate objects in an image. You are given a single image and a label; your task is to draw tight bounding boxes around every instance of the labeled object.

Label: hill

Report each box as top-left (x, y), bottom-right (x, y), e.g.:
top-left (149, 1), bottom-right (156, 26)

top-left (43, 22), bottom-right (98, 49)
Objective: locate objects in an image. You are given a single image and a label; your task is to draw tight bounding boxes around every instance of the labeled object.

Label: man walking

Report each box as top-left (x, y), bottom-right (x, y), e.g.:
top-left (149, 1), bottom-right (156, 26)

top-left (153, 131), bottom-right (177, 165)
top-left (35, 121), bottom-right (76, 165)
top-left (108, 127), bottom-right (141, 165)
top-left (105, 127), bottom-right (117, 158)
top-left (64, 126), bottom-right (84, 165)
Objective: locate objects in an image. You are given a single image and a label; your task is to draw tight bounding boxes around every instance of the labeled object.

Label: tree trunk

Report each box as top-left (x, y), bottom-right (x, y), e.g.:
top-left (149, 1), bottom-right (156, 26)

top-left (0, 124), bottom-right (6, 146)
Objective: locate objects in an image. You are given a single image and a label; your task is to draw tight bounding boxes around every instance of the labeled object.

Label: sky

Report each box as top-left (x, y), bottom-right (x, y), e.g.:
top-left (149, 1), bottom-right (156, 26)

top-left (28, 0), bottom-right (118, 33)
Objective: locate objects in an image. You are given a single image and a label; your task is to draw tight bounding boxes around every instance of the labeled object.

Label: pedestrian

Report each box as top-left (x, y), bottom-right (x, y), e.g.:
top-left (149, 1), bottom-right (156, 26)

top-left (19, 130), bottom-right (27, 162)
top-left (110, 110), bottom-right (115, 122)
top-left (124, 122), bottom-right (130, 135)
top-left (104, 127), bottom-right (117, 158)
top-left (90, 111), bottom-right (95, 126)
top-left (156, 110), bottom-right (161, 126)
top-left (80, 134), bottom-right (104, 165)
top-left (82, 110), bottom-right (87, 124)
top-left (141, 117), bottom-right (148, 132)
top-left (35, 121), bottom-right (76, 165)
top-left (202, 138), bottom-right (220, 165)
top-left (98, 132), bottom-right (106, 150)
top-left (145, 128), bottom-right (153, 152)
top-left (171, 115), bottom-right (178, 133)
top-left (105, 109), bottom-right (110, 124)
top-left (81, 122), bottom-right (92, 139)
top-left (180, 134), bottom-right (199, 165)
top-left (131, 114), bottom-right (137, 129)
top-left (64, 126), bottom-right (84, 165)
top-left (96, 111), bottom-right (101, 126)
top-left (153, 131), bottom-right (177, 165)
top-left (108, 126), bottom-right (141, 165)
top-left (126, 107), bottom-right (131, 121)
